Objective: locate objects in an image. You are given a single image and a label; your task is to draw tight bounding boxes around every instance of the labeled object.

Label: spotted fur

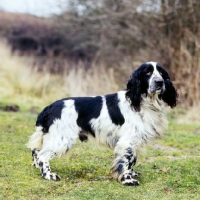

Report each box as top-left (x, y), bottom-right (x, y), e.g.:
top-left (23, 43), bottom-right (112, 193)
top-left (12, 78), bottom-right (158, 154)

top-left (26, 61), bottom-right (178, 186)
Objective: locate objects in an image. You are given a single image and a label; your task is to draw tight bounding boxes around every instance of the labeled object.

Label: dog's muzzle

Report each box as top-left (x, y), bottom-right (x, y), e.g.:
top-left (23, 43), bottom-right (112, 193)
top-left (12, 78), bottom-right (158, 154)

top-left (149, 77), bottom-right (165, 94)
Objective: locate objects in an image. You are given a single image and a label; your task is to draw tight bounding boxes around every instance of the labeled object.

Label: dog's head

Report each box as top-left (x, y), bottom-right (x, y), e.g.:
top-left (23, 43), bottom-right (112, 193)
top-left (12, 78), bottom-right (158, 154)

top-left (125, 61), bottom-right (178, 111)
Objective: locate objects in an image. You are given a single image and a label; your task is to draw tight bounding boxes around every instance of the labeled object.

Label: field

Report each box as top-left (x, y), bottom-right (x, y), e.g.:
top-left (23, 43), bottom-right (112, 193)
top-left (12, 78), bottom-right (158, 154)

top-left (0, 41), bottom-right (200, 200)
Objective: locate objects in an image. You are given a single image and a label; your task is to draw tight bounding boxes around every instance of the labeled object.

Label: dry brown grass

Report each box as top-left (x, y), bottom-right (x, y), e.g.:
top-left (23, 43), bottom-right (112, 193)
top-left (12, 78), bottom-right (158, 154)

top-left (0, 39), bottom-right (118, 110)
top-left (64, 63), bottom-right (119, 97)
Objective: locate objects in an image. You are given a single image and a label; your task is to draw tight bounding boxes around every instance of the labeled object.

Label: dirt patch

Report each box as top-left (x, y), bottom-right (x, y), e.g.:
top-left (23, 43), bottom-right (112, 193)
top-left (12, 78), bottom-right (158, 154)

top-left (177, 105), bottom-right (200, 124)
top-left (0, 104), bottom-right (19, 112)
top-left (151, 144), bottom-right (180, 152)
top-left (146, 155), bottom-right (200, 163)
top-left (194, 130), bottom-right (200, 135)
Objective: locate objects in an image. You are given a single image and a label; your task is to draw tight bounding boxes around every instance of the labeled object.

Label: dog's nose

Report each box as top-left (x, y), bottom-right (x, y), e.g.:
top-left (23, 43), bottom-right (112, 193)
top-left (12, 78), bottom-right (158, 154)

top-left (155, 80), bottom-right (164, 87)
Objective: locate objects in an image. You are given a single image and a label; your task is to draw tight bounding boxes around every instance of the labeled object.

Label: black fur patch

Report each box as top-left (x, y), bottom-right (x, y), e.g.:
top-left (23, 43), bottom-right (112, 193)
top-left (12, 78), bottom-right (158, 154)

top-left (36, 100), bottom-right (65, 133)
top-left (105, 93), bottom-right (125, 126)
top-left (116, 164), bottom-right (124, 173)
top-left (79, 131), bottom-right (88, 142)
top-left (74, 96), bottom-right (103, 137)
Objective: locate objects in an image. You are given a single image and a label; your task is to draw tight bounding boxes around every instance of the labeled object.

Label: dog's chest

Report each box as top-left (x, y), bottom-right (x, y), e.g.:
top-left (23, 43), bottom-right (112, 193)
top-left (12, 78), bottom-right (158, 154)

top-left (137, 101), bottom-right (168, 142)
top-left (115, 99), bottom-right (168, 146)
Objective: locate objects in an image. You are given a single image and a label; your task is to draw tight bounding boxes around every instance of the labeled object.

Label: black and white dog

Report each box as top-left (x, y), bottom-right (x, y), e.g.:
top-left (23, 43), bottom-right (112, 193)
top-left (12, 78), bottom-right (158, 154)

top-left (26, 61), bottom-right (178, 186)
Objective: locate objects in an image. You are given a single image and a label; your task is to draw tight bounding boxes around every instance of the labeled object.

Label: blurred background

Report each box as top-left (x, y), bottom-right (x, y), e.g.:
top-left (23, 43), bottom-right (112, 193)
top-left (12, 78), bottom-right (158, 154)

top-left (0, 0), bottom-right (199, 122)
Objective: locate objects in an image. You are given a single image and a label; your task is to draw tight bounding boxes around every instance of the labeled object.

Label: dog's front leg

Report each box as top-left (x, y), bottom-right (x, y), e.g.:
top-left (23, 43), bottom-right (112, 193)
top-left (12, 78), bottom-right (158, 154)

top-left (111, 144), bottom-right (139, 186)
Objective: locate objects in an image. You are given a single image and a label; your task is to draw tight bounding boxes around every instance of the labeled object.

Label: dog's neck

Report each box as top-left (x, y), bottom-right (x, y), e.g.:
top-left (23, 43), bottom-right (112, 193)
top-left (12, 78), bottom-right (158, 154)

top-left (141, 93), bottom-right (165, 111)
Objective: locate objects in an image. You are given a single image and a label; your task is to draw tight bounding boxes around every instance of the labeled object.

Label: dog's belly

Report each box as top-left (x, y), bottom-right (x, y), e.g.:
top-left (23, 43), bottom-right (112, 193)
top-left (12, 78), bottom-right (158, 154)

top-left (77, 123), bottom-right (121, 149)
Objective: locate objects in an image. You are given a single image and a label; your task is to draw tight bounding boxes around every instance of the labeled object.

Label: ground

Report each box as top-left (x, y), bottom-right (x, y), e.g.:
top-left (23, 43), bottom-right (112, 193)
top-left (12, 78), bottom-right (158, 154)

top-left (0, 110), bottom-right (200, 200)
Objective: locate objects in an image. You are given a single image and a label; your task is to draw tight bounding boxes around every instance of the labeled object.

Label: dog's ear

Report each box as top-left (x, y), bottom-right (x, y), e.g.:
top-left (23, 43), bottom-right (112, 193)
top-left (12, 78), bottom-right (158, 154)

top-left (162, 79), bottom-right (178, 108)
top-left (125, 70), bottom-right (142, 111)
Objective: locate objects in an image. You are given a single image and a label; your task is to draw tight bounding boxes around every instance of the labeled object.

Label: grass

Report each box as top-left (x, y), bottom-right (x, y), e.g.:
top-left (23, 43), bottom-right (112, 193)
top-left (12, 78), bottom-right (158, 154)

top-left (0, 110), bottom-right (200, 200)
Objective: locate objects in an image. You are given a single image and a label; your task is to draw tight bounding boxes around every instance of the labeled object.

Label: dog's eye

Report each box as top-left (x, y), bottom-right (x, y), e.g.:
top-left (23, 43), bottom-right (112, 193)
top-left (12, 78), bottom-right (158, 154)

top-left (146, 72), bottom-right (152, 76)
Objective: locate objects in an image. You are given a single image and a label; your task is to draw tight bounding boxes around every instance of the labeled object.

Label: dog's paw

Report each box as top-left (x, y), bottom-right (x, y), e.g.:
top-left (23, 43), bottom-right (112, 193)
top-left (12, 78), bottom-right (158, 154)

top-left (42, 172), bottom-right (61, 181)
top-left (121, 172), bottom-right (140, 186)
top-left (132, 171), bottom-right (140, 178)
top-left (122, 178), bottom-right (139, 186)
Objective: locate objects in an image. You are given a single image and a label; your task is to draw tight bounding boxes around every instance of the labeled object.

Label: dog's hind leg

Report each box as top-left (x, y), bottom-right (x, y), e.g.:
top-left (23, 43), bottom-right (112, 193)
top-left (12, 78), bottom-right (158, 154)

top-left (32, 149), bottom-right (40, 168)
top-left (37, 150), bottom-right (61, 181)
top-left (36, 129), bottom-right (79, 181)
top-left (26, 127), bottom-right (43, 168)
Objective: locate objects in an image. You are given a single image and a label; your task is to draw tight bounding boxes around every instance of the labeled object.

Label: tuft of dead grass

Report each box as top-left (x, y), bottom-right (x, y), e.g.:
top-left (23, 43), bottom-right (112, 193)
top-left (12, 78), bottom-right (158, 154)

top-left (64, 63), bottom-right (119, 97)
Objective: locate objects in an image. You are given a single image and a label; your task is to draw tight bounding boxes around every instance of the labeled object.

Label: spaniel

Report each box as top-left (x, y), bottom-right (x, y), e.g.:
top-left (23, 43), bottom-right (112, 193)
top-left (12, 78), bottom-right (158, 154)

top-left (26, 61), bottom-right (178, 186)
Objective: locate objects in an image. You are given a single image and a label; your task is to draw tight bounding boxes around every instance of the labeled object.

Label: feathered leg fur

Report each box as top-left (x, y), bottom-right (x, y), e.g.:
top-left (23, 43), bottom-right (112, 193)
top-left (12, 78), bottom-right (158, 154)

top-left (111, 144), bottom-right (139, 186)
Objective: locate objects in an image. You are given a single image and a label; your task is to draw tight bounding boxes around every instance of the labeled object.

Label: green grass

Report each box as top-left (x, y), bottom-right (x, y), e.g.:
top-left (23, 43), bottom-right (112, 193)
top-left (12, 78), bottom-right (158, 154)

top-left (0, 110), bottom-right (200, 200)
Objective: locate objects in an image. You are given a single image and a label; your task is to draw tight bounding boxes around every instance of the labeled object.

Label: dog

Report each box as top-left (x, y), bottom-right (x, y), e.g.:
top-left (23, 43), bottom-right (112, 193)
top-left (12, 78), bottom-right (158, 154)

top-left (26, 61), bottom-right (178, 186)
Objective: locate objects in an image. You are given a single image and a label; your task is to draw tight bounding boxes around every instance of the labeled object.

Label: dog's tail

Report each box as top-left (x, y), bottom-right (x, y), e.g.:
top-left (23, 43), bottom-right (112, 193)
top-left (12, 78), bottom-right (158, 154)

top-left (26, 126), bottom-right (43, 150)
